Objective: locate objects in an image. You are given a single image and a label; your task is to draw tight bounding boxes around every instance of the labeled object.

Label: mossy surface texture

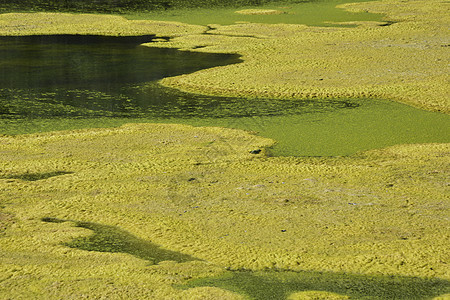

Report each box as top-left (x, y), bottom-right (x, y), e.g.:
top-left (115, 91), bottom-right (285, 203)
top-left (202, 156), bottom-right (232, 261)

top-left (0, 0), bottom-right (449, 299)
top-left (1, 123), bottom-right (449, 298)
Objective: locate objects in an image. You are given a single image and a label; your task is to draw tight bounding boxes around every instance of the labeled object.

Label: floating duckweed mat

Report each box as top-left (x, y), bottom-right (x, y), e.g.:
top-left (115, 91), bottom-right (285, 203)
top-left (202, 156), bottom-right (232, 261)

top-left (0, 0), bottom-right (316, 14)
top-left (123, 0), bottom-right (383, 27)
top-left (0, 0), bottom-right (449, 298)
top-left (152, 1), bottom-right (449, 114)
top-left (1, 123), bottom-right (449, 298)
top-left (0, 0), bottom-right (382, 29)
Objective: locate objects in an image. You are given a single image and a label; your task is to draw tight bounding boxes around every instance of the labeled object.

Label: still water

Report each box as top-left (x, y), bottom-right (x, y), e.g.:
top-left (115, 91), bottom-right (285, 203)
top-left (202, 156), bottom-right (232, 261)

top-left (0, 35), bottom-right (449, 156)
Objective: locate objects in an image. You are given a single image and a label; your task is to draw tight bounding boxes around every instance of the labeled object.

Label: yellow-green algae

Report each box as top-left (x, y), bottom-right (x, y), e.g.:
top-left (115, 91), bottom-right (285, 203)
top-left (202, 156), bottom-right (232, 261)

top-left (0, 0), bottom-right (449, 298)
top-left (0, 12), bottom-right (205, 37)
top-left (182, 269), bottom-right (449, 299)
top-left (288, 290), bottom-right (349, 300)
top-left (1, 123), bottom-right (449, 298)
top-left (235, 9), bottom-right (285, 15)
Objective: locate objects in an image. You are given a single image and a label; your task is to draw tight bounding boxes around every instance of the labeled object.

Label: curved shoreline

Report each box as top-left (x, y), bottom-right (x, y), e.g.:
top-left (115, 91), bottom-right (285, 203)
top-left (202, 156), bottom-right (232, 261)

top-left (152, 0), bottom-right (449, 113)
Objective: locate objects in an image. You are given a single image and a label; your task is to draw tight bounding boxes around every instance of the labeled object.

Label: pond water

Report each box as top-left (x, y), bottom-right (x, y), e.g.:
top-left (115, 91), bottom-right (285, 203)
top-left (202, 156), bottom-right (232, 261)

top-left (1, 35), bottom-right (449, 156)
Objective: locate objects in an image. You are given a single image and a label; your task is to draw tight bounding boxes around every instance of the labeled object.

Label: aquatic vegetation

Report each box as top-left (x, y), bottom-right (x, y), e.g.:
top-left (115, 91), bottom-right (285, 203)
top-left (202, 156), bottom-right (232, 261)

top-left (123, 0), bottom-right (383, 27)
top-left (235, 9), bottom-right (286, 15)
top-left (0, 123), bottom-right (449, 298)
top-left (0, 0), bottom-right (448, 298)
top-left (0, 12), bottom-right (205, 36)
top-left (0, 0), bottom-right (309, 13)
top-left (183, 269), bottom-right (450, 299)
top-left (1, 36), bottom-right (448, 156)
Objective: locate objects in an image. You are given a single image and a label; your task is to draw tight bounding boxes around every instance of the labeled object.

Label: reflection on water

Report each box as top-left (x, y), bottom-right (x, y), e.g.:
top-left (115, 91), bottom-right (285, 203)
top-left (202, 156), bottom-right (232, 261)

top-left (0, 35), bottom-right (449, 156)
top-left (0, 34), bottom-right (241, 117)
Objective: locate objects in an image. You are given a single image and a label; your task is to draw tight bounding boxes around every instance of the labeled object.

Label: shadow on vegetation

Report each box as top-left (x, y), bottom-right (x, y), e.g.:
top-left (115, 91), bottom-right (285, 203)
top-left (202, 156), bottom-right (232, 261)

top-left (41, 217), bottom-right (199, 264)
top-left (182, 269), bottom-right (450, 300)
top-left (40, 218), bottom-right (449, 299)
top-left (1, 171), bottom-right (73, 181)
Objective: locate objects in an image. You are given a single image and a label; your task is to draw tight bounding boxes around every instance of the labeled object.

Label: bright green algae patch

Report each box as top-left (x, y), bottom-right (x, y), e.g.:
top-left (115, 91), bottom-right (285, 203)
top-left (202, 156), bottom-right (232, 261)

top-left (1, 92), bottom-right (449, 157)
top-left (0, 0), bottom-right (383, 27)
top-left (123, 0), bottom-right (384, 27)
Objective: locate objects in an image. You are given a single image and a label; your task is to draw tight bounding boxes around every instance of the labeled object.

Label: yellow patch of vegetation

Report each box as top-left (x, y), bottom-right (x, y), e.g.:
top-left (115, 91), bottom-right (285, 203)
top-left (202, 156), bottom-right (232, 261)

top-left (1, 124), bottom-right (449, 297)
top-left (288, 290), bottom-right (349, 300)
top-left (0, 1), bottom-right (449, 298)
top-left (0, 12), bottom-right (205, 36)
top-left (235, 9), bottom-right (285, 15)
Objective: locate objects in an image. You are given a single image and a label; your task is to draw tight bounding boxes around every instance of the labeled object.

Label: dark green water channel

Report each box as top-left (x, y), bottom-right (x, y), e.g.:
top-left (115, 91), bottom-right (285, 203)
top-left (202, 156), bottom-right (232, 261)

top-left (1, 35), bottom-right (449, 156)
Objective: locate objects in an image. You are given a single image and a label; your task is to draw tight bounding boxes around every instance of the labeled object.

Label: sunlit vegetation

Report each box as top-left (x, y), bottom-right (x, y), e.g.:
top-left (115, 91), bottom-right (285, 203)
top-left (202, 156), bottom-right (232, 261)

top-left (1, 123), bottom-right (449, 298)
top-left (0, 0), bottom-right (449, 299)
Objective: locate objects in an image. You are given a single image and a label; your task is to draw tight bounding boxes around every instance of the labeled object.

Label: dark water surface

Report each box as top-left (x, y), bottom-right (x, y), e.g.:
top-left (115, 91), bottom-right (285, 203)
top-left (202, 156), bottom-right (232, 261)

top-left (0, 35), bottom-right (449, 156)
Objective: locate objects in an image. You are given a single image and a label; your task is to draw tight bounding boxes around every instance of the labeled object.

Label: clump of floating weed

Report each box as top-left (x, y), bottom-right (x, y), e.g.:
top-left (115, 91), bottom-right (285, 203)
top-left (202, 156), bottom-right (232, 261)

top-left (235, 9), bottom-right (285, 15)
